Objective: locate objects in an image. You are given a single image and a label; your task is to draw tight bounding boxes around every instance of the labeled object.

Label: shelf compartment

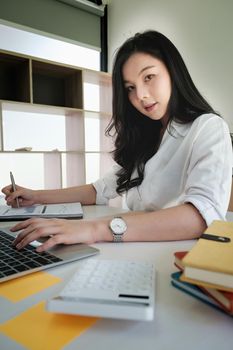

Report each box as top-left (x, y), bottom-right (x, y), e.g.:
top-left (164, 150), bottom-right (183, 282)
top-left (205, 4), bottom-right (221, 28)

top-left (85, 151), bottom-right (115, 184)
top-left (0, 50), bottom-right (115, 193)
top-left (44, 153), bottom-right (62, 189)
top-left (65, 110), bottom-right (85, 151)
top-left (1, 102), bottom-right (84, 152)
top-left (2, 105), bottom-right (66, 152)
top-left (32, 61), bottom-right (83, 109)
top-left (84, 111), bottom-right (114, 153)
top-left (0, 52), bottom-right (30, 103)
top-left (61, 153), bottom-right (85, 187)
top-left (83, 70), bottom-right (112, 114)
top-left (0, 152), bottom-right (57, 190)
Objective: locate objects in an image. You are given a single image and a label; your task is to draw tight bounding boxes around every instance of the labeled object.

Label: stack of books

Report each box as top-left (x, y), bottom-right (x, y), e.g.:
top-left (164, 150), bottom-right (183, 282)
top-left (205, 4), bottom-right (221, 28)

top-left (171, 220), bottom-right (233, 316)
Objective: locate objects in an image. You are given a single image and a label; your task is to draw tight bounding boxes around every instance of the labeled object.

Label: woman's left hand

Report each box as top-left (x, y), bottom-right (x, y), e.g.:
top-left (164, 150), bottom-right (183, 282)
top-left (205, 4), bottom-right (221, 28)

top-left (11, 218), bottom-right (99, 252)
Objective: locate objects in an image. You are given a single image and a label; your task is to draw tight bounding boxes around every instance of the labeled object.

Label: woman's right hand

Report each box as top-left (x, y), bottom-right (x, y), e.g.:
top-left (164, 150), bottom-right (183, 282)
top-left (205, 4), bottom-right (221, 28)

top-left (1, 184), bottom-right (37, 208)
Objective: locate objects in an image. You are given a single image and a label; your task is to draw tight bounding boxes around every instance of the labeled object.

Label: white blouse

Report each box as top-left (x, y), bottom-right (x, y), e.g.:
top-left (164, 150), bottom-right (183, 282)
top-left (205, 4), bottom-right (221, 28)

top-left (93, 114), bottom-right (232, 225)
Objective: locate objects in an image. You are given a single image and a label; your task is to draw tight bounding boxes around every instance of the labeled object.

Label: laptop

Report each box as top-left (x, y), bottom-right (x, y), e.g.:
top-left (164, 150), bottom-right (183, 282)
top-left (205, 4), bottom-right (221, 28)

top-left (0, 227), bottom-right (99, 283)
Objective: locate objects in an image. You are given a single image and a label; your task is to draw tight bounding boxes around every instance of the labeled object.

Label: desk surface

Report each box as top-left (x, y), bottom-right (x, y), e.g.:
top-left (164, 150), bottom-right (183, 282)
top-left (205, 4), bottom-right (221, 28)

top-left (0, 206), bottom-right (233, 350)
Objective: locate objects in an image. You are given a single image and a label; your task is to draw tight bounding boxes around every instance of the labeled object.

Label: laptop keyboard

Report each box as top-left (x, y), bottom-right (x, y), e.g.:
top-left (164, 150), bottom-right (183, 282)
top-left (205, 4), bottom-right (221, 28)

top-left (0, 230), bottom-right (62, 280)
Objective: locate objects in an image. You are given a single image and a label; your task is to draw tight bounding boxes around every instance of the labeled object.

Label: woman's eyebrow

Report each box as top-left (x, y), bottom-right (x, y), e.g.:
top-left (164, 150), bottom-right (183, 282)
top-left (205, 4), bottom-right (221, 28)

top-left (139, 65), bottom-right (156, 75)
top-left (124, 65), bottom-right (156, 84)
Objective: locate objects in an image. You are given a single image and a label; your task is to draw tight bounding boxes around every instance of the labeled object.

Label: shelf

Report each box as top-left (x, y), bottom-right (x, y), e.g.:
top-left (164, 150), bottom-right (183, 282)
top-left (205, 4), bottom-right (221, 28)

top-left (83, 69), bottom-right (112, 114)
top-left (32, 61), bottom-right (83, 108)
top-left (0, 150), bottom-right (86, 154)
top-left (0, 100), bottom-right (84, 116)
top-left (62, 153), bottom-right (86, 187)
top-left (0, 150), bottom-right (109, 154)
top-left (0, 100), bottom-right (111, 117)
top-left (0, 49), bottom-right (114, 192)
top-left (0, 52), bottom-right (30, 103)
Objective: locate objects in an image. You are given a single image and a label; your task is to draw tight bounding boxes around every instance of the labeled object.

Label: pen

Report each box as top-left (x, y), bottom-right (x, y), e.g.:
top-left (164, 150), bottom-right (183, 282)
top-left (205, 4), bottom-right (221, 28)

top-left (200, 233), bottom-right (231, 243)
top-left (10, 171), bottom-right (20, 208)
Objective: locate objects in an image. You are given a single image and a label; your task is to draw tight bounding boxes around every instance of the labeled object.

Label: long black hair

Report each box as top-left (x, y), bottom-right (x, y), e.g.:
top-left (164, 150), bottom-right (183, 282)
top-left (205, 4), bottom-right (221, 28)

top-left (106, 30), bottom-right (219, 195)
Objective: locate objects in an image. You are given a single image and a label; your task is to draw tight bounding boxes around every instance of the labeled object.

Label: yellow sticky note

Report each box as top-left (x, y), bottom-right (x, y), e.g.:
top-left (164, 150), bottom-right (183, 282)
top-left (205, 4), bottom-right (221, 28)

top-left (0, 301), bottom-right (99, 350)
top-left (0, 272), bottom-right (61, 302)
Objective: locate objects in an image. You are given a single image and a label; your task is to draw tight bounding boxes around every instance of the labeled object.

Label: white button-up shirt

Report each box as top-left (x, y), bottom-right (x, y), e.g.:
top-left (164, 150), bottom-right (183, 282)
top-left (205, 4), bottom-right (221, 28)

top-left (93, 114), bottom-right (232, 225)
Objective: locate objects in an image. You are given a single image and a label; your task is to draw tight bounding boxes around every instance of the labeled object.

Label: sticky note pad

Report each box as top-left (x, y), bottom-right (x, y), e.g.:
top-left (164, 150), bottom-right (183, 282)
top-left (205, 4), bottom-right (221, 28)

top-left (0, 301), bottom-right (99, 350)
top-left (0, 272), bottom-right (61, 302)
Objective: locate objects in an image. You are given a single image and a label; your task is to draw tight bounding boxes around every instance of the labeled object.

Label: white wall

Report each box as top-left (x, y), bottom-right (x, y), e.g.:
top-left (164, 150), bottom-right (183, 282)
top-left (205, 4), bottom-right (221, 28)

top-left (0, 22), bottom-right (100, 70)
top-left (107, 0), bottom-right (233, 130)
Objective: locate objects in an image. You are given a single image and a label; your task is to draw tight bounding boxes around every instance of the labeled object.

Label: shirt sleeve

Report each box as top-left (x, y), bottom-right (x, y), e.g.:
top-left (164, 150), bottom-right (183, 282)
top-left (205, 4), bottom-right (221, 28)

top-left (92, 164), bottom-right (121, 204)
top-left (181, 116), bottom-right (232, 226)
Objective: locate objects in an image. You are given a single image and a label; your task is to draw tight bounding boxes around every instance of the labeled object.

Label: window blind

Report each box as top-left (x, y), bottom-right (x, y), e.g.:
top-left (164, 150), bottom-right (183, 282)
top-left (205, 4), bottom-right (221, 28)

top-left (0, 0), bottom-right (101, 49)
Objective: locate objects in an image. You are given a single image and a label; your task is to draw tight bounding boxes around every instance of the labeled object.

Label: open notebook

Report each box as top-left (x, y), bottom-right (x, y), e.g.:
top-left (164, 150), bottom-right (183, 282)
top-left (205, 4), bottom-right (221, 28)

top-left (0, 202), bottom-right (83, 221)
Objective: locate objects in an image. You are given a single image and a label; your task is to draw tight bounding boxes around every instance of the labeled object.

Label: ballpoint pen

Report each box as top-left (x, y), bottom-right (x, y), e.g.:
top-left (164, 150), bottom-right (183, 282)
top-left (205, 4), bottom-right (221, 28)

top-left (10, 171), bottom-right (20, 208)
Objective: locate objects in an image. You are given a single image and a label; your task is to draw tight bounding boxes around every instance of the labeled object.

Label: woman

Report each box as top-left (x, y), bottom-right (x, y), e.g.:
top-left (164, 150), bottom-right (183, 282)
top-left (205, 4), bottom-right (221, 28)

top-left (2, 30), bottom-right (232, 251)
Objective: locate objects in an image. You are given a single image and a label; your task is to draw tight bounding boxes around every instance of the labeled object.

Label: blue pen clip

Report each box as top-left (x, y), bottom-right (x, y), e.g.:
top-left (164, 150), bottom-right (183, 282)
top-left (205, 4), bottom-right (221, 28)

top-left (200, 233), bottom-right (231, 243)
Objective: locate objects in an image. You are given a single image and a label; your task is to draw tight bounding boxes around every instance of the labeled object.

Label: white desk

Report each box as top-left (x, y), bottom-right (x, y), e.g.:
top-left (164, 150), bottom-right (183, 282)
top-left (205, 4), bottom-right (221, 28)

top-left (0, 206), bottom-right (233, 350)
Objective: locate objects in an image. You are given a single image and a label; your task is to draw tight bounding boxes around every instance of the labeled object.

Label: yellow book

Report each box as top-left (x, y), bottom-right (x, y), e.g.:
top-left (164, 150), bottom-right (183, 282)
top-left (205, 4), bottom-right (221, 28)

top-left (181, 221), bottom-right (233, 292)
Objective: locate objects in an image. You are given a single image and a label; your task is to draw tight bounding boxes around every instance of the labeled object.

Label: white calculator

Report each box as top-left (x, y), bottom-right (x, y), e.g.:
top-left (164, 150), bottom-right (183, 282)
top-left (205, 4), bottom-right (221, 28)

top-left (47, 258), bottom-right (156, 321)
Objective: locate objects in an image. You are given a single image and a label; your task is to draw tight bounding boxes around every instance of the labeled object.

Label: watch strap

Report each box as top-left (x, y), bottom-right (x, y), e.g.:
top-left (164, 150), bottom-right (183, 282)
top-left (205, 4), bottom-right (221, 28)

top-left (110, 217), bottom-right (127, 243)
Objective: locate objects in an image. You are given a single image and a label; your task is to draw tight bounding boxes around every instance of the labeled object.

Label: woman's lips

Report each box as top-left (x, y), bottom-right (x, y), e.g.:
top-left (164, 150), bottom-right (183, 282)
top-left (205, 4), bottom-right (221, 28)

top-left (144, 102), bottom-right (158, 112)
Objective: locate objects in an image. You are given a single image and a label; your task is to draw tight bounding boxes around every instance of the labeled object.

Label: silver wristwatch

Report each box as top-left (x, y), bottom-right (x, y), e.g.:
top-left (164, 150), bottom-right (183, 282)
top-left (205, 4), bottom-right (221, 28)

top-left (109, 217), bottom-right (127, 242)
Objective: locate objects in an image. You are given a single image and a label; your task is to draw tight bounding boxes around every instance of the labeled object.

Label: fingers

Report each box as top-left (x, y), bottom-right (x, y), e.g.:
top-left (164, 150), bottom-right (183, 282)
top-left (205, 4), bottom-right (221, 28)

top-left (13, 220), bottom-right (44, 246)
top-left (2, 185), bottom-right (35, 207)
top-left (1, 185), bottom-right (14, 202)
top-left (11, 218), bottom-right (96, 253)
top-left (7, 197), bottom-right (22, 208)
top-left (36, 235), bottom-right (64, 252)
top-left (2, 185), bottom-right (12, 195)
top-left (11, 219), bottom-right (35, 232)
top-left (12, 218), bottom-right (64, 252)
top-left (3, 185), bottom-right (20, 206)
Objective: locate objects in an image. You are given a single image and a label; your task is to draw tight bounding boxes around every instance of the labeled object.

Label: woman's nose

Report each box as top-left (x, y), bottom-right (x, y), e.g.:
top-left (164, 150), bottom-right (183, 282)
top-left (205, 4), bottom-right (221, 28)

top-left (136, 85), bottom-right (149, 100)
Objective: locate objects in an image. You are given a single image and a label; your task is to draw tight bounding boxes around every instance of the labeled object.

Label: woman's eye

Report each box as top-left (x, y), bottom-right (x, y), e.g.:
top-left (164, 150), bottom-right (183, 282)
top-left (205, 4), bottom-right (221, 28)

top-left (125, 86), bottom-right (134, 93)
top-left (145, 74), bottom-right (154, 82)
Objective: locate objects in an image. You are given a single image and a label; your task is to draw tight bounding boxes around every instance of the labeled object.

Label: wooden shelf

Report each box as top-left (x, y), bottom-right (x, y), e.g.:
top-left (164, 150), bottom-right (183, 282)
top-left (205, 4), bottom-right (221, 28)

top-left (0, 49), bottom-right (113, 189)
top-left (32, 60), bottom-right (83, 108)
top-left (0, 52), bottom-right (30, 103)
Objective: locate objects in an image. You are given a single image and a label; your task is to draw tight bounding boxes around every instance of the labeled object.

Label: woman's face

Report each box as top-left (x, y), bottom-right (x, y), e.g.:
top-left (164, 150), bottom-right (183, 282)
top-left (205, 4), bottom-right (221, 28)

top-left (122, 52), bottom-right (172, 126)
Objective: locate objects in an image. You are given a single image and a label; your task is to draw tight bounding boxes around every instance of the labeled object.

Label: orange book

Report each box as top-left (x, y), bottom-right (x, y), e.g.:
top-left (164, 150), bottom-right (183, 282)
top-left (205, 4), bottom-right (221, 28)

top-left (174, 250), bottom-right (233, 314)
top-left (174, 251), bottom-right (187, 270)
top-left (202, 287), bottom-right (233, 314)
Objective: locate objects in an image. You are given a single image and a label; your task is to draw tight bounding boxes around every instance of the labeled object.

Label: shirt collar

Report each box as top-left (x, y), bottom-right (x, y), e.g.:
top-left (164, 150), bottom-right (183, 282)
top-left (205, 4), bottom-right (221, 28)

top-left (168, 120), bottom-right (192, 137)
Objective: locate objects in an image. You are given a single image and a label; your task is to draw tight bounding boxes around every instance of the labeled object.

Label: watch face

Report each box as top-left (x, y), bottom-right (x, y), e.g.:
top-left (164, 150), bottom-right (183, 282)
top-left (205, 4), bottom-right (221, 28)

top-left (110, 217), bottom-right (127, 235)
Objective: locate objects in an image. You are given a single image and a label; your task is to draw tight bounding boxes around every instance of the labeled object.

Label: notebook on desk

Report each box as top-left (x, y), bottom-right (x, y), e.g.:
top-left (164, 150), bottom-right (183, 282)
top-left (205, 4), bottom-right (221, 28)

top-left (0, 202), bottom-right (83, 221)
top-left (0, 228), bottom-right (99, 283)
